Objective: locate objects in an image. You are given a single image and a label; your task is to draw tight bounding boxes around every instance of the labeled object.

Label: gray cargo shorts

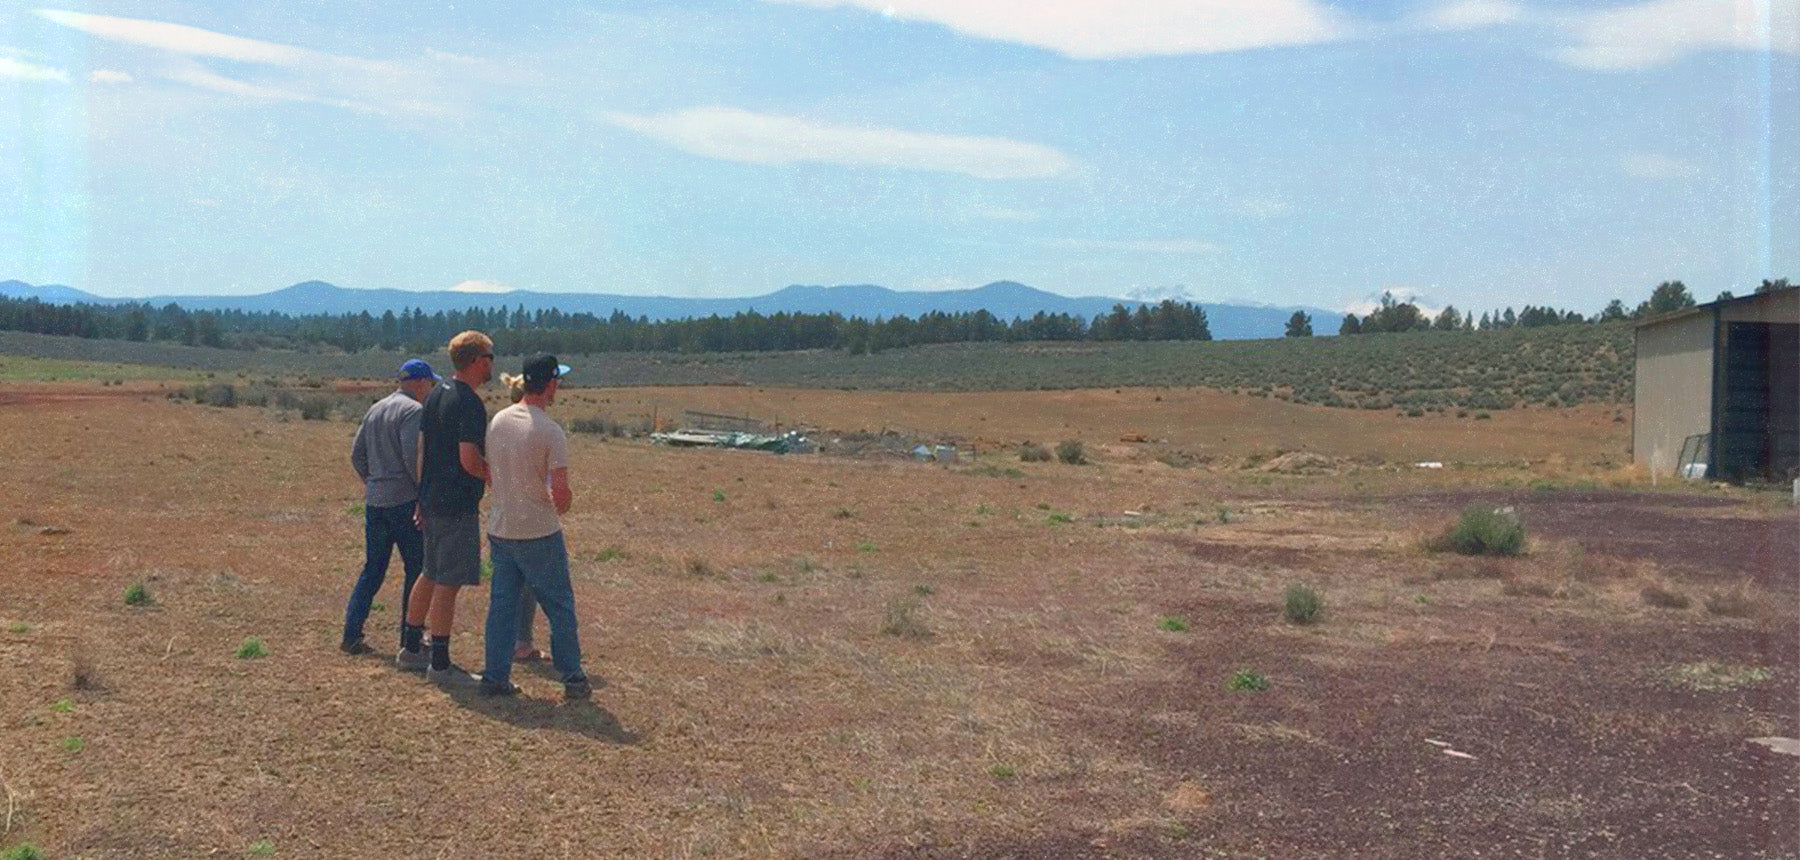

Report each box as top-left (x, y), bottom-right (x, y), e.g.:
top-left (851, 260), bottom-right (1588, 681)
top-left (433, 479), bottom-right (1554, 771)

top-left (422, 512), bottom-right (482, 587)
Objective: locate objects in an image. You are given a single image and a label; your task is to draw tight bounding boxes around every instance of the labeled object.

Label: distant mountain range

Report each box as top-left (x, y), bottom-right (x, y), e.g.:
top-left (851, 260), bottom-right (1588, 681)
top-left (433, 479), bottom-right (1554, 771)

top-left (0, 279), bottom-right (1340, 340)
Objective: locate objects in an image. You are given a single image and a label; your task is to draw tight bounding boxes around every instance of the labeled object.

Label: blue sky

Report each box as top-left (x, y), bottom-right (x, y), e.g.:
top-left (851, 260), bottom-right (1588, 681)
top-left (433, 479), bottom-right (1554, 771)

top-left (1, 0), bottom-right (1795, 315)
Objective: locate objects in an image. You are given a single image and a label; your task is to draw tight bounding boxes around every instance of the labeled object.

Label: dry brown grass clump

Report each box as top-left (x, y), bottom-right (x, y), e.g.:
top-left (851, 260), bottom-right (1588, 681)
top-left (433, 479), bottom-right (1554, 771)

top-left (1501, 578), bottom-right (1560, 599)
top-left (689, 620), bottom-right (810, 660)
top-left (1640, 581), bottom-right (1692, 610)
top-left (880, 596), bottom-right (932, 639)
top-left (68, 645), bottom-right (98, 691)
top-left (1702, 584), bottom-right (1758, 618)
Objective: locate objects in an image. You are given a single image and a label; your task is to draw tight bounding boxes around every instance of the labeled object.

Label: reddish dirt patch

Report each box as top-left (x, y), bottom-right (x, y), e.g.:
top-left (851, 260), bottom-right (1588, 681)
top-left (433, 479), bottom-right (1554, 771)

top-left (1379, 490), bottom-right (1800, 588)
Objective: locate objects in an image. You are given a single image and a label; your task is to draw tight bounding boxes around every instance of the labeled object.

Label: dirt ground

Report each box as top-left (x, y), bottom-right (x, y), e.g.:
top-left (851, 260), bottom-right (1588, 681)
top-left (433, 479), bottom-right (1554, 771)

top-left (564, 385), bottom-right (1632, 467)
top-left (1, 383), bottom-right (1794, 858)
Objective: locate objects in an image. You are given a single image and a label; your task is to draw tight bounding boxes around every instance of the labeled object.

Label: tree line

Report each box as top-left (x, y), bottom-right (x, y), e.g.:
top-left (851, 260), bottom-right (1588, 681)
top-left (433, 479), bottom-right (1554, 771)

top-left (1284, 279), bottom-right (1792, 337)
top-left (0, 296), bottom-right (1213, 355)
top-left (4, 277), bottom-right (1788, 355)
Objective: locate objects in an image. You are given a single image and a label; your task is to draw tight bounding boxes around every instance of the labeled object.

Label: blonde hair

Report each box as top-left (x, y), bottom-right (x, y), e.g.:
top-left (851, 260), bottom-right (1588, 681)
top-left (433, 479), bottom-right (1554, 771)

top-left (500, 372), bottom-right (526, 403)
top-left (448, 330), bottom-right (493, 371)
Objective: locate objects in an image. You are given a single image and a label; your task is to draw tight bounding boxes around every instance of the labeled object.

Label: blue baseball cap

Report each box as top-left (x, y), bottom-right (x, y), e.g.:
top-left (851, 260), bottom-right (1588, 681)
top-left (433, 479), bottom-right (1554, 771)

top-left (397, 358), bottom-right (441, 381)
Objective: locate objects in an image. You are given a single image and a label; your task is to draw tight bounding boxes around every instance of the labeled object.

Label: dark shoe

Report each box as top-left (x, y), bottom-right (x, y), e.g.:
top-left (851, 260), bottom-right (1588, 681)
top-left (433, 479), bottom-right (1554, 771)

top-left (479, 679), bottom-right (521, 697)
top-left (396, 647), bottom-right (428, 673)
top-left (340, 639), bottom-right (375, 656)
top-left (564, 676), bottom-right (595, 701)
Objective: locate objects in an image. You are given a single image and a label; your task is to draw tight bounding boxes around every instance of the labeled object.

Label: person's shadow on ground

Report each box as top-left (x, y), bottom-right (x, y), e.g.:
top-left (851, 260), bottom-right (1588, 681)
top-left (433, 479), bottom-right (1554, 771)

top-left (444, 682), bottom-right (640, 745)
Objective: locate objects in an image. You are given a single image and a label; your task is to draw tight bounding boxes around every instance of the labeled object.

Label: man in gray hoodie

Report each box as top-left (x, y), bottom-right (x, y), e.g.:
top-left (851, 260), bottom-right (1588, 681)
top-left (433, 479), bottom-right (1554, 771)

top-left (341, 358), bottom-right (440, 655)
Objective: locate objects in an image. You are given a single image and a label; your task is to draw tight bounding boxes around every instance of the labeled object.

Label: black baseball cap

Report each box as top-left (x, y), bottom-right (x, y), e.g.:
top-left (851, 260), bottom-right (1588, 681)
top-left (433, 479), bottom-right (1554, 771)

top-left (522, 354), bottom-right (571, 386)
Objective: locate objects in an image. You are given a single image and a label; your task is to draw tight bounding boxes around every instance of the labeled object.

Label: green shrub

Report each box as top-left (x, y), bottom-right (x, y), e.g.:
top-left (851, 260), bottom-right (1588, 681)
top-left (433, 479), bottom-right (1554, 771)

top-left (1156, 615), bottom-right (1189, 632)
top-left (1283, 584), bottom-right (1324, 624)
top-left (1018, 442), bottom-right (1051, 463)
top-left (123, 580), bottom-right (152, 607)
top-left (2, 844), bottom-right (45, 860)
top-left (197, 383), bottom-right (237, 407)
top-left (1055, 439), bottom-right (1086, 465)
top-left (235, 637), bottom-right (270, 659)
top-left (1438, 505), bottom-right (1526, 556)
top-left (298, 394), bottom-right (334, 421)
top-left (1227, 669), bottom-right (1270, 692)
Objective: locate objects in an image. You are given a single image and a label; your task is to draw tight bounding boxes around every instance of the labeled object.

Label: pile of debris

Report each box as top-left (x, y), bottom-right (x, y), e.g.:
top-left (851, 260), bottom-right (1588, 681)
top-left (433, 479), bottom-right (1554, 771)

top-left (1256, 451), bottom-right (1340, 475)
top-left (650, 429), bottom-right (815, 454)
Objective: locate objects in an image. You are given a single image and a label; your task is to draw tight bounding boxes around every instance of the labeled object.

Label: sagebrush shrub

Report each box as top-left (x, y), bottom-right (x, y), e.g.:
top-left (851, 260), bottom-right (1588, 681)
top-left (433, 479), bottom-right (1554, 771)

top-left (1283, 584), bottom-right (1324, 624)
top-left (1055, 439), bottom-right (1086, 465)
top-left (1440, 505), bottom-right (1526, 556)
top-left (298, 394), bottom-right (334, 421)
top-left (1018, 442), bottom-right (1051, 462)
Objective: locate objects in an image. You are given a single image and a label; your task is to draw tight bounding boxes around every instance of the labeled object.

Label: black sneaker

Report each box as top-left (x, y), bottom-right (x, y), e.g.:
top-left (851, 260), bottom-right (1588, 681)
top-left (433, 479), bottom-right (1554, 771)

top-left (340, 639), bottom-right (374, 656)
top-left (564, 676), bottom-right (594, 701)
top-left (479, 679), bottom-right (521, 697)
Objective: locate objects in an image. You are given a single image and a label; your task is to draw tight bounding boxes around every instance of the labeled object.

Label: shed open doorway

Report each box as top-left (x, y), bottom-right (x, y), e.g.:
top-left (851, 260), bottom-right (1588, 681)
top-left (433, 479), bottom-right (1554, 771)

top-left (1715, 321), bottom-right (1800, 480)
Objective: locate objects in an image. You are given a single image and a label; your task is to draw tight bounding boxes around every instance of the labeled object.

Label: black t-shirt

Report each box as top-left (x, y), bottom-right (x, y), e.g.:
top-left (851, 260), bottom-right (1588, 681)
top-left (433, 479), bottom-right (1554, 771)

top-left (418, 378), bottom-right (487, 517)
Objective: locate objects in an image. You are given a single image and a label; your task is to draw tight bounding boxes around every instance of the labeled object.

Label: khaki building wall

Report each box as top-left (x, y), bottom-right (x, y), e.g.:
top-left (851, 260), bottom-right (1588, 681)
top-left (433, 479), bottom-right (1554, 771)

top-left (1719, 288), bottom-right (1800, 325)
top-left (1633, 312), bottom-right (1714, 476)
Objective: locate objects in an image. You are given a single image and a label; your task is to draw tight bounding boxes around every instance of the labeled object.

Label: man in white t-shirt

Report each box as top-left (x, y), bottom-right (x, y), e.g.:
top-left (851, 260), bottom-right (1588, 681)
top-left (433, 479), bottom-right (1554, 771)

top-left (477, 354), bottom-right (594, 700)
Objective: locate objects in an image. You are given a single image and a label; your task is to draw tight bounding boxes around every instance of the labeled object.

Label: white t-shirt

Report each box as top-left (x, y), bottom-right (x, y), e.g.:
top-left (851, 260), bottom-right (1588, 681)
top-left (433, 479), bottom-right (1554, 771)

top-left (485, 402), bottom-right (570, 540)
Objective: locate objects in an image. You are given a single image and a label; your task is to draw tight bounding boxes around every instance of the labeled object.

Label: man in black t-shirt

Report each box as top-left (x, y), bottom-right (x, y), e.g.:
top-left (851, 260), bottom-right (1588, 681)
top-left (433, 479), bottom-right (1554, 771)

top-left (397, 330), bottom-right (495, 686)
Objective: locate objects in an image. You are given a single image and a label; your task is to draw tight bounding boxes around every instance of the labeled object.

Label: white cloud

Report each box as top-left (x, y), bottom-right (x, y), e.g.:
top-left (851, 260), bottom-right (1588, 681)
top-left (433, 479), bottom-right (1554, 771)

top-left (33, 9), bottom-right (435, 114)
top-left (89, 69), bottom-right (134, 84)
top-left (450, 279), bottom-right (513, 293)
top-left (1417, 0), bottom-right (1523, 31)
top-left (0, 56), bottom-right (69, 83)
top-left (34, 9), bottom-right (374, 70)
top-left (1621, 152), bottom-right (1701, 179)
top-left (762, 0), bottom-right (1352, 59)
top-left (1555, 0), bottom-right (1799, 71)
top-left (1053, 238), bottom-right (1226, 254)
top-left (604, 106), bottom-right (1076, 180)
top-left (161, 63), bottom-right (378, 113)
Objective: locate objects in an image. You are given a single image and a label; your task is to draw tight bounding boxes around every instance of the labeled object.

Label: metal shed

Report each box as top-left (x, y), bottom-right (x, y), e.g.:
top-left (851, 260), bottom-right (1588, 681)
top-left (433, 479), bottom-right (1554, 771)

top-left (1633, 286), bottom-right (1800, 480)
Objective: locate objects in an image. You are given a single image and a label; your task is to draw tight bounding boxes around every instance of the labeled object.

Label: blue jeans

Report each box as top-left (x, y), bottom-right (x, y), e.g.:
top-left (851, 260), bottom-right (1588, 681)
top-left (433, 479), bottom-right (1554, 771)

top-left (515, 583), bottom-right (541, 649)
top-left (343, 501), bottom-right (423, 646)
top-left (484, 532), bottom-right (584, 686)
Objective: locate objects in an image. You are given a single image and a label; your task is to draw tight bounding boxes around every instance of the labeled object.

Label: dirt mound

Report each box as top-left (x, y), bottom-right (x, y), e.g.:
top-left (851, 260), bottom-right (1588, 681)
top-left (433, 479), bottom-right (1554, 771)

top-left (1257, 451), bottom-right (1339, 475)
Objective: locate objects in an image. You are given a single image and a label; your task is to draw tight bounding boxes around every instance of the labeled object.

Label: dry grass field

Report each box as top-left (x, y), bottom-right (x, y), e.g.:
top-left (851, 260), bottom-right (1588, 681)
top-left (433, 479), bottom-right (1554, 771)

top-left (2, 378), bottom-right (1795, 858)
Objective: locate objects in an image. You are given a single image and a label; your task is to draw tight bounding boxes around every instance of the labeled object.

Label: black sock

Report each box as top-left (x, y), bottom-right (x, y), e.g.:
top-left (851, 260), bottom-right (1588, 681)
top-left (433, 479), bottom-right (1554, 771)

top-left (430, 635), bottom-right (450, 671)
top-left (402, 624), bottom-right (424, 652)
